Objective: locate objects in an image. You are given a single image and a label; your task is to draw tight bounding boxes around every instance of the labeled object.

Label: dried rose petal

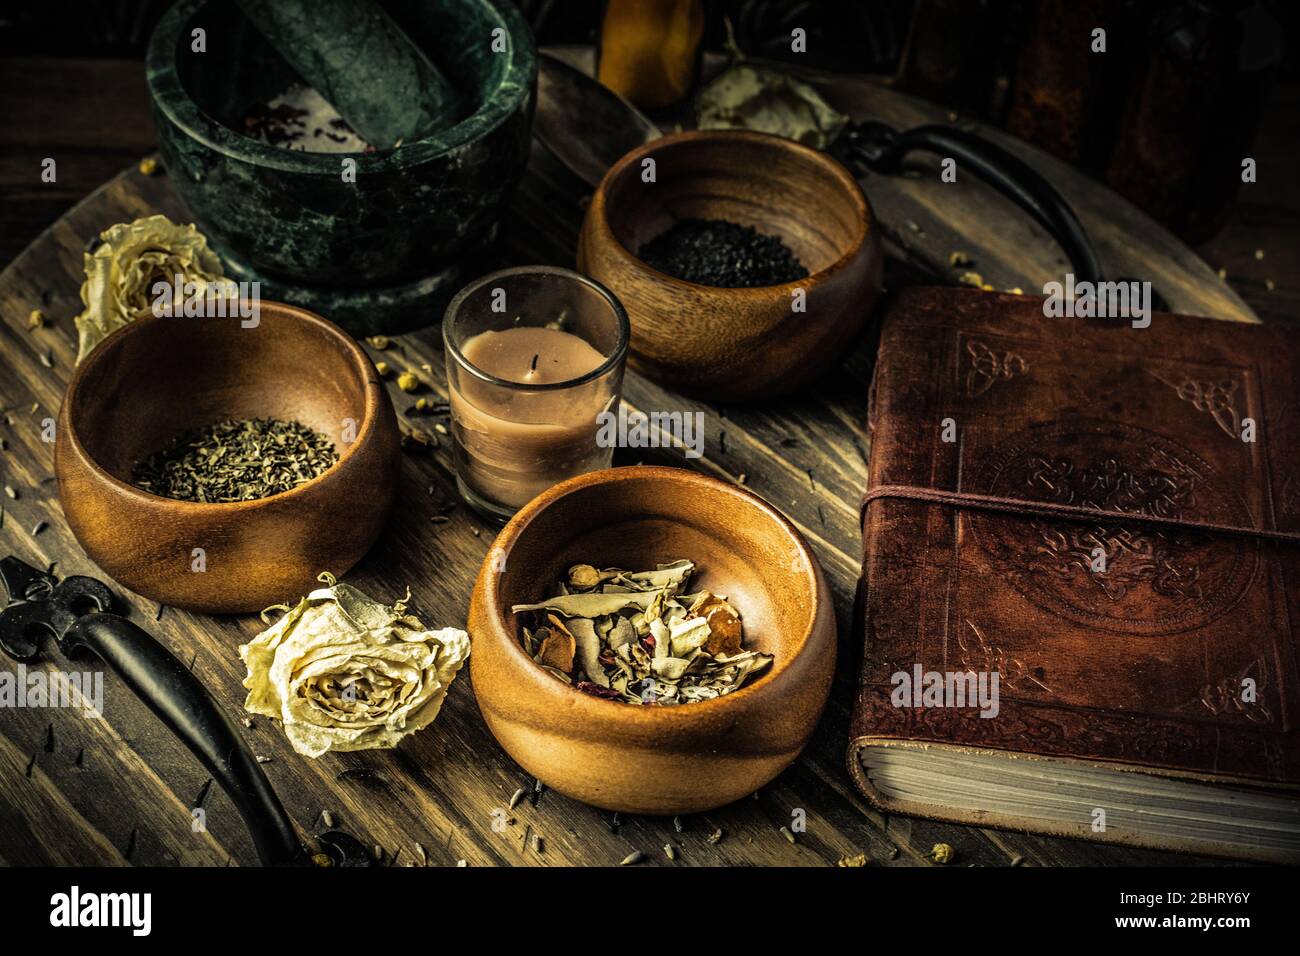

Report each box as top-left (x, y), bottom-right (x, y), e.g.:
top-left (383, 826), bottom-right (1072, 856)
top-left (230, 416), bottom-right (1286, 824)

top-left (576, 681), bottom-right (623, 700)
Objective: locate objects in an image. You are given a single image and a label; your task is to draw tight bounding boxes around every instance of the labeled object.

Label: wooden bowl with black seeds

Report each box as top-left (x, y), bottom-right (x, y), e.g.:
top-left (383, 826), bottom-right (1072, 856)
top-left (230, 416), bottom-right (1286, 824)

top-left (56, 301), bottom-right (400, 613)
top-left (578, 129), bottom-right (882, 401)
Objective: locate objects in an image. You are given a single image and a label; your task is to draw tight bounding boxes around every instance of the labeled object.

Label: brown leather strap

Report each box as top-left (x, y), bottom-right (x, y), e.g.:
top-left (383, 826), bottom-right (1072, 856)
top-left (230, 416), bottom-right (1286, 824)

top-left (861, 484), bottom-right (1300, 545)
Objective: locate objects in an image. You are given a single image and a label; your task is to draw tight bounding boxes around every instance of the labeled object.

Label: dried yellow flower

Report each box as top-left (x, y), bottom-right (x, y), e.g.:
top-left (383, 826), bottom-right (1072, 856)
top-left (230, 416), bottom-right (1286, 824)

top-left (27, 309), bottom-right (43, 330)
top-left (930, 842), bottom-right (955, 864)
top-left (138, 157), bottom-right (159, 176)
top-left (375, 361), bottom-right (390, 376)
top-left (837, 853), bottom-right (868, 867)
top-left (365, 335), bottom-right (390, 349)
top-left (73, 215), bottom-right (232, 363)
top-left (239, 573), bottom-right (469, 757)
top-left (396, 370), bottom-right (420, 393)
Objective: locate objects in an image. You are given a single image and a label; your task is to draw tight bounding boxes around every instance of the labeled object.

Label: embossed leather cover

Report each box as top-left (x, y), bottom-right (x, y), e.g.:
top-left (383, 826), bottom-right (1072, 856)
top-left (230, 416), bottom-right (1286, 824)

top-left (850, 287), bottom-right (1300, 858)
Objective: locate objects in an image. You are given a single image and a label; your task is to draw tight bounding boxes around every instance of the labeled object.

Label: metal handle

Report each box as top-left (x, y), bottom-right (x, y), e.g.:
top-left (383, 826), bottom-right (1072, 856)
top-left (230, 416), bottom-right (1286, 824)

top-left (64, 611), bottom-right (303, 866)
top-left (846, 121), bottom-right (1104, 286)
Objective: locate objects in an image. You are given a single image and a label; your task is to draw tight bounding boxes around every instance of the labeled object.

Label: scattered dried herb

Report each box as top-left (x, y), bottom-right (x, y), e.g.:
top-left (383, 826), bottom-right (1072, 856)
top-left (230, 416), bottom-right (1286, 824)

top-left (132, 417), bottom-right (337, 503)
top-left (399, 423), bottom-right (438, 452)
top-left (930, 843), bottom-right (955, 864)
top-left (639, 219), bottom-right (807, 288)
top-left (513, 560), bottom-right (773, 705)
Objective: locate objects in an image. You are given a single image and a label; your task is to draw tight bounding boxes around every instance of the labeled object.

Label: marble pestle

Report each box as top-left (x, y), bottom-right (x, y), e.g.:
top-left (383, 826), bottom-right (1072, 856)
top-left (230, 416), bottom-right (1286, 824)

top-left (234, 0), bottom-right (464, 147)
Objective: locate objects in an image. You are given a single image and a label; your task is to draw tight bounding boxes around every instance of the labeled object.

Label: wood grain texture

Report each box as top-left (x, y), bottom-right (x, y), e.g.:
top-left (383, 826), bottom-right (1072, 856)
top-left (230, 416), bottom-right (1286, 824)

top-left (469, 466), bottom-right (836, 815)
top-left (0, 80), bottom-right (1255, 866)
top-left (55, 301), bottom-right (401, 612)
top-left (550, 44), bottom-right (1261, 327)
top-left (578, 129), bottom-right (882, 400)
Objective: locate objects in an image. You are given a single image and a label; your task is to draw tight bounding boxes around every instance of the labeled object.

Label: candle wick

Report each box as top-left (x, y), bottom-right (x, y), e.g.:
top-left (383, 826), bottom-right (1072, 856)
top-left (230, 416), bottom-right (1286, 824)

top-left (530, 353), bottom-right (539, 373)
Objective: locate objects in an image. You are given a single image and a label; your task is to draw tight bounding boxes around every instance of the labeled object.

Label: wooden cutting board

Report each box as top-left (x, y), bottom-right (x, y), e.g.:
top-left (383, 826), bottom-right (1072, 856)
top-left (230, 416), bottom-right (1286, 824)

top-left (0, 48), bottom-right (1252, 868)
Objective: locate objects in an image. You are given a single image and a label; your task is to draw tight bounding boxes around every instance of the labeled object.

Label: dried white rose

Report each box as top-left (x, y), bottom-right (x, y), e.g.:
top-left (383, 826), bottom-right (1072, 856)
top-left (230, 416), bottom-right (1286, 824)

top-left (73, 214), bottom-right (235, 363)
top-left (239, 574), bottom-right (470, 757)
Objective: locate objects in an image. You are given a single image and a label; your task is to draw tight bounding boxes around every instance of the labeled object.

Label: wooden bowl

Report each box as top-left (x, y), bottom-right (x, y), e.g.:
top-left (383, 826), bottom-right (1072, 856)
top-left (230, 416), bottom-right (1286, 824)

top-left (577, 129), bottom-right (882, 401)
top-left (468, 465), bottom-right (836, 815)
top-left (56, 302), bottom-right (400, 614)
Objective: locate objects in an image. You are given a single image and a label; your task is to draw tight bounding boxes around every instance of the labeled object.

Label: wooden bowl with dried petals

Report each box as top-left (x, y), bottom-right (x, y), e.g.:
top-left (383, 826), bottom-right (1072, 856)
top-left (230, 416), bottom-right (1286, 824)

top-left (468, 465), bottom-right (836, 815)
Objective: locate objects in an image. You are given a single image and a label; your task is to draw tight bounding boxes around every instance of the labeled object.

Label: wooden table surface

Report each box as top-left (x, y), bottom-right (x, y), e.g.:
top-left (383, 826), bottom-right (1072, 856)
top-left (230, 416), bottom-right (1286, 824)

top-left (1, 52), bottom-right (1292, 867)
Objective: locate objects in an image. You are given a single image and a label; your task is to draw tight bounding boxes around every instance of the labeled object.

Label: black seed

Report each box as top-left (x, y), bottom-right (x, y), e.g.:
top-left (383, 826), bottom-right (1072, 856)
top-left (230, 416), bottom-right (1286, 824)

top-left (638, 218), bottom-right (808, 289)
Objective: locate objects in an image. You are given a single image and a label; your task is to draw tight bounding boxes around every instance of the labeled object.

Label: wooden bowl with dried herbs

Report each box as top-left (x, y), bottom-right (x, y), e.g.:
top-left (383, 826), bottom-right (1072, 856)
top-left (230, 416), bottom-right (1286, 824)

top-left (577, 129), bottom-right (882, 401)
top-left (56, 301), bottom-right (400, 613)
top-left (469, 465), bottom-right (835, 815)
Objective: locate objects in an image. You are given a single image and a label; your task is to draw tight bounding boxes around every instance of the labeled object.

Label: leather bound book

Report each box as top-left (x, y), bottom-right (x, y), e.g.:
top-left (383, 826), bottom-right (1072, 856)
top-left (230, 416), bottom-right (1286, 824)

top-left (850, 287), bottom-right (1300, 863)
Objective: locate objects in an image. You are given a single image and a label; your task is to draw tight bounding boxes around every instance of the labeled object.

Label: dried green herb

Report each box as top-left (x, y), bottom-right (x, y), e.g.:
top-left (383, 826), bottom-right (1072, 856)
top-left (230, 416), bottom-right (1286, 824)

top-left (132, 417), bottom-right (337, 503)
top-left (512, 559), bottom-right (773, 706)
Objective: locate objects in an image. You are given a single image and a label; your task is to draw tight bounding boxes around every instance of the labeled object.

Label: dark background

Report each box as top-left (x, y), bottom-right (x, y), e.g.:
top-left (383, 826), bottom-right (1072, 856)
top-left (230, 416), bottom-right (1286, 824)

top-left (0, 0), bottom-right (1296, 322)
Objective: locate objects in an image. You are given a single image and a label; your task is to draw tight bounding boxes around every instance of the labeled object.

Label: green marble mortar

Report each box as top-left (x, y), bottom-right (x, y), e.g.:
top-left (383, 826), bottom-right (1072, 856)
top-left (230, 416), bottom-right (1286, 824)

top-left (146, 0), bottom-right (536, 335)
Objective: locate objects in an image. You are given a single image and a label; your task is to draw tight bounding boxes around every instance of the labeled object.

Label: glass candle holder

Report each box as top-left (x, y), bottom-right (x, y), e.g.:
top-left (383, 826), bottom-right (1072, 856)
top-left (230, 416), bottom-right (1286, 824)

top-left (443, 266), bottom-right (630, 523)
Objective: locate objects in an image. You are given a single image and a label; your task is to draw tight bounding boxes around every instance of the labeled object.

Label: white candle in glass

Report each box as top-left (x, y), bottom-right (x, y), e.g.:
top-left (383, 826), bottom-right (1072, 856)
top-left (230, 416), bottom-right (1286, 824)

top-left (444, 268), bottom-right (629, 520)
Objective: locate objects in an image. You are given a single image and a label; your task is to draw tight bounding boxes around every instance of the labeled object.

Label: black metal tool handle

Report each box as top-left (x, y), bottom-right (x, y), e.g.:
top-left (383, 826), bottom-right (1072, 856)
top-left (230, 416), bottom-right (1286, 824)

top-left (846, 121), bottom-right (1104, 286)
top-left (65, 611), bottom-right (303, 866)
